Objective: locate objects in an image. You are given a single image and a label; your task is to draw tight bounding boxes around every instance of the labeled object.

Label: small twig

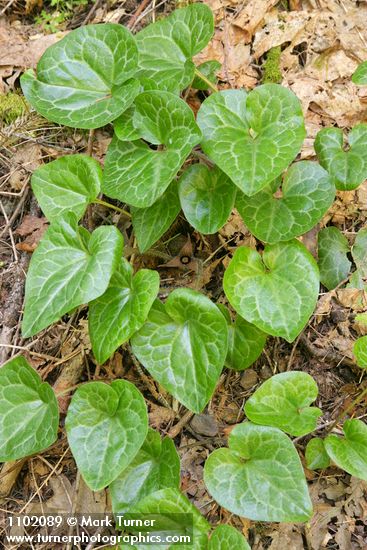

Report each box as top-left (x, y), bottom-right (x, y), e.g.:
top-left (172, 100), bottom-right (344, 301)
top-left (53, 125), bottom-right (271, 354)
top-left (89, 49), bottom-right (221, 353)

top-left (325, 385), bottom-right (367, 435)
top-left (286, 331), bottom-right (303, 370)
top-left (81, 0), bottom-right (103, 25)
top-left (18, 447), bottom-right (69, 514)
top-left (127, 0), bottom-right (152, 29)
top-left (0, 200), bottom-right (18, 262)
top-left (167, 410), bottom-right (194, 438)
top-left (0, 0), bottom-right (15, 16)
top-left (131, 0), bottom-right (169, 30)
top-left (0, 187), bottom-right (29, 239)
top-left (86, 128), bottom-right (95, 157)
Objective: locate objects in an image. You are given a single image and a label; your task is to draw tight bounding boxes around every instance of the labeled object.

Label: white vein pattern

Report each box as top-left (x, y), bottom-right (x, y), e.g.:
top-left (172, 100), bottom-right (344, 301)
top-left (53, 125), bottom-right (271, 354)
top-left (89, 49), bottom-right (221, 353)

top-left (22, 214), bottom-right (123, 337)
top-left (204, 423), bottom-right (312, 522)
top-left (236, 161), bottom-right (335, 243)
top-left (21, 24), bottom-right (139, 128)
top-left (131, 181), bottom-right (181, 252)
top-left (103, 91), bottom-right (201, 208)
top-left (136, 4), bottom-right (214, 93)
top-left (131, 289), bottom-right (228, 413)
top-left (178, 164), bottom-right (236, 234)
top-left (66, 380), bottom-right (148, 490)
top-left (0, 357), bottom-right (58, 460)
top-left (89, 258), bottom-right (159, 364)
top-left (31, 154), bottom-right (102, 221)
top-left (197, 86), bottom-right (306, 196)
top-left (244, 371), bottom-right (322, 436)
top-left (223, 240), bottom-right (319, 342)
top-left (315, 124), bottom-right (367, 190)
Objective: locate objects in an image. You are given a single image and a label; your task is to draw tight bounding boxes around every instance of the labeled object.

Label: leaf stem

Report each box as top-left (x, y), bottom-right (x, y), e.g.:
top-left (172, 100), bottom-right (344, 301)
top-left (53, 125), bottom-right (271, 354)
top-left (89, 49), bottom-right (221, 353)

top-left (194, 68), bottom-right (218, 93)
top-left (93, 198), bottom-right (131, 218)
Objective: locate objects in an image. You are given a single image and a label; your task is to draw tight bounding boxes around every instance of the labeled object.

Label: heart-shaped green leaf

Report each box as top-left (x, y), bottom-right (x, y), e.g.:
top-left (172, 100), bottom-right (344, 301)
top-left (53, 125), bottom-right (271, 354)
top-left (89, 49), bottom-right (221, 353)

top-left (0, 356), bottom-right (59, 461)
top-left (192, 60), bottom-right (221, 91)
top-left (31, 154), bottom-right (102, 222)
top-left (218, 306), bottom-right (267, 371)
top-left (324, 419), bottom-right (367, 481)
top-left (204, 422), bottom-right (312, 522)
top-left (244, 372), bottom-right (322, 436)
top-left (223, 240), bottom-right (319, 342)
top-left (66, 380), bottom-right (148, 490)
top-left (131, 289), bottom-right (228, 413)
top-left (236, 161), bottom-right (335, 243)
top-left (318, 227), bottom-right (351, 290)
top-left (110, 428), bottom-right (180, 514)
top-left (178, 164), bottom-right (236, 234)
top-left (89, 258), bottom-right (159, 364)
top-left (353, 336), bottom-right (367, 368)
top-left (103, 91), bottom-right (201, 208)
top-left (305, 438), bottom-right (330, 470)
top-left (127, 488), bottom-right (210, 549)
top-left (197, 85), bottom-right (305, 196)
top-left (350, 227), bottom-right (367, 289)
top-left (21, 24), bottom-right (139, 129)
top-left (131, 181), bottom-right (181, 253)
top-left (208, 525), bottom-right (250, 550)
top-left (352, 61), bottom-right (367, 85)
top-left (135, 4), bottom-right (214, 93)
top-left (22, 214), bottom-right (123, 337)
top-left (315, 125), bottom-right (367, 190)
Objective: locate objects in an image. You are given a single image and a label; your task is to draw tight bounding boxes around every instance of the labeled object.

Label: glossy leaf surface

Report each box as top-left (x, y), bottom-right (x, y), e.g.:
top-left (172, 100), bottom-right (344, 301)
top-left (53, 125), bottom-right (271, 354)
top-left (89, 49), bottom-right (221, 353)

top-left (110, 428), bottom-right (180, 513)
top-left (89, 259), bottom-right (159, 364)
top-left (21, 24), bottom-right (139, 128)
top-left (128, 488), bottom-right (210, 550)
top-left (31, 155), bottom-right (102, 222)
top-left (305, 438), bottom-right (330, 470)
top-left (236, 161), bottom-right (335, 243)
top-left (103, 91), bottom-right (201, 208)
top-left (192, 60), bottom-right (221, 90)
top-left (208, 525), bottom-right (250, 550)
top-left (315, 125), bottom-right (367, 190)
top-left (325, 419), bottom-right (367, 481)
top-left (0, 356), bottom-right (58, 461)
top-left (223, 240), bottom-right (319, 342)
top-left (244, 372), bottom-right (322, 436)
top-left (220, 307), bottom-right (267, 371)
top-left (22, 214), bottom-right (123, 337)
top-left (318, 227), bottom-right (351, 290)
top-left (131, 182), bottom-right (181, 253)
top-left (197, 85), bottom-right (305, 196)
top-left (135, 4), bottom-right (214, 93)
top-left (204, 422), bottom-right (312, 522)
top-left (178, 164), bottom-right (236, 234)
top-left (131, 289), bottom-right (228, 413)
top-left (66, 380), bottom-right (148, 490)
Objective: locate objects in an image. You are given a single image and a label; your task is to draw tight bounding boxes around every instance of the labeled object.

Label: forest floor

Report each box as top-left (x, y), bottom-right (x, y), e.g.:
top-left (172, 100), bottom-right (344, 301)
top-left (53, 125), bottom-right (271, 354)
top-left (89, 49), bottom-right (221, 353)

top-left (0, 0), bottom-right (367, 549)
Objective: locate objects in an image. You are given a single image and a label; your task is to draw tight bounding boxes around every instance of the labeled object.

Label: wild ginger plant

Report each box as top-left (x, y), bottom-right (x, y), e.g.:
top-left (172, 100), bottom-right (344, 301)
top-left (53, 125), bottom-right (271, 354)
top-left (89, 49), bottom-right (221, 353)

top-left (1, 4), bottom-right (367, 543)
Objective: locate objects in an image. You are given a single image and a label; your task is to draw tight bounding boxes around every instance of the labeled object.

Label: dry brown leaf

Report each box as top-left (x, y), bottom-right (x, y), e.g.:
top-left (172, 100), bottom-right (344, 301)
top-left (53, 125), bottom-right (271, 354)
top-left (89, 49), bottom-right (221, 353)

top-left (148, 404), bottom-right (175, 429)
top-left (0, 19), bottom-right (65, 72)
top-left (252, 10), bottom-right (311, 59)
top-left (265, 525), bottom-right (304, 550)
top-left (15, 214), bottom-right (48, 252)
top-left (232, 0), bottom-right (279, 43)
